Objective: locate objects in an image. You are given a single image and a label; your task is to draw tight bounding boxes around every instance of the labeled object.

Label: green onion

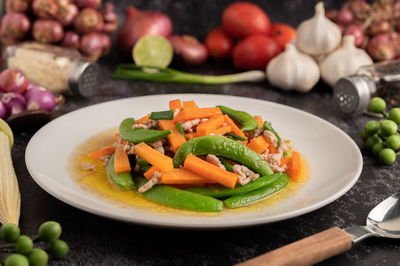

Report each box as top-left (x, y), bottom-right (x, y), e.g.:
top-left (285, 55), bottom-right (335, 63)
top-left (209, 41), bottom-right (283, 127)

top-left (176, 122), bottom-right (184, 135)
top-left (283, 151), bottom-right (288, 157)
top-left (263, 121), bottom-right (281, 148)
top-left (219, 158), bottom-right (234, 172)
top-left (112, 64), bottom-right (265, 84)
top-left (226, 132), bottom-right (247, 141)
top-left (149, 110), bottom-right (174, 120)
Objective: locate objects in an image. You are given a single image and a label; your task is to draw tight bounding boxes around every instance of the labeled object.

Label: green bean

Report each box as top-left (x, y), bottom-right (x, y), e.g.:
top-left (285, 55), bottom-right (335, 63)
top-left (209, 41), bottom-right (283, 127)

top-left (149, 110), bottom-right (174, 120)
top-left (119, 118), bottom-right (171, 143)
top-left (185, 173), bottom-right (284, 198)
top-left (263, 121), bottom-right (281, 147)
top-left (176, 122), bottom-right (184, 135)
top-left (135, 177), bottom-right (223, 212)
top-left (106, 154), bottom-right (135, 190)
top-left (226, 132), bottom-right (247, 141)
top-left (219, 158), bottom-right (234, 172)
top-left (173, 136), bottom-right (273, 176)
top-left (217, 105), bottom-right (258, 132)
top-left (224, 174), bottom-right (289, 208)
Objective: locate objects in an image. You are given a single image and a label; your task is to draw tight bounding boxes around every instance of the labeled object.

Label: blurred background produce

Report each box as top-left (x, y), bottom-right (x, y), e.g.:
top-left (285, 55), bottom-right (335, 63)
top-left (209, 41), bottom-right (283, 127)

top-left (1, 0), bottom-right (118, 61)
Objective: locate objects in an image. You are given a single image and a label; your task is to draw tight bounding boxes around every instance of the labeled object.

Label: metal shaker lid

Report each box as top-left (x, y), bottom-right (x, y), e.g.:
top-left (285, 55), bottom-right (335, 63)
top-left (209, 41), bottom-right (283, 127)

top-left (333, 75), bottom-right (376, 115)
top-left (68, 60), bottom-right (100, 98)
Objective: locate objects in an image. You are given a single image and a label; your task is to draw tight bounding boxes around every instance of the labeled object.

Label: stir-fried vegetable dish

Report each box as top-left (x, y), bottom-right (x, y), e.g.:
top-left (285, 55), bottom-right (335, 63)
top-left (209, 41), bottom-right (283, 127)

top-left (85, 99), bottom-right (306, 212)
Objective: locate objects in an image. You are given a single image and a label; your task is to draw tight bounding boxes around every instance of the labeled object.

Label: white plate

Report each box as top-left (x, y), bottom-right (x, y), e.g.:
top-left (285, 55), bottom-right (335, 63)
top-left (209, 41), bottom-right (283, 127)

top-left (26, 94), bottom-right (362, 229)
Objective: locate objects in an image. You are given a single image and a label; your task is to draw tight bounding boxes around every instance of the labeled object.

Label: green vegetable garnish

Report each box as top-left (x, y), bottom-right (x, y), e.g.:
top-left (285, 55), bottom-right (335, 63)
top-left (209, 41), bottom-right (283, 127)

top-left (218, 105), bottom-right (258, 132)
top-left (176, 122), bottom-right (184, 135)
top-left (263, 121), bottom-right (281, 148)
top-left (149, 110), bottom-right (174, 120)
top-left (226, 132), bottom-right (247, 141)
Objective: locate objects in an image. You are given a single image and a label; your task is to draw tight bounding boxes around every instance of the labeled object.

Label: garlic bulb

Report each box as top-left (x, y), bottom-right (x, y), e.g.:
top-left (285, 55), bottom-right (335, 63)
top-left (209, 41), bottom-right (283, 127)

top-left (296, 2), bottom-right (341, 56)
top-left (266, 43), bottom-right (320, 92)
top-left (320, 35), bottom-right (373, 87)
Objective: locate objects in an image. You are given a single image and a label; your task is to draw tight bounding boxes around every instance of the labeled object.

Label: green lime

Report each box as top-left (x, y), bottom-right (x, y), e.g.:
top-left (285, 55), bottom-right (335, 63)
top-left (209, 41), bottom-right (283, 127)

top-left (15, 235), bottom-right (33, 254)
top-left (28, 249), bottom-right (48, 266)
top-left (369, 97), bottom-right (386, 113)
top-left (0, 223), bottom-right (20, 242)
top-left (49, 239), bottom-right (69, 259)
top-left (366, 135), bottom-right (382, 149)
top-left (132, 35), bottom-right (173, 68)
top-left (379, 148), bottom-right (397, 164)
top-left (4, 254), bottom-right (29, 266)
top-left (0, 118), bottom-right (13, 148)
top-left (389, 108), bottom-right (400, 125)
top-left (372, 142), bottom-right (385, 156)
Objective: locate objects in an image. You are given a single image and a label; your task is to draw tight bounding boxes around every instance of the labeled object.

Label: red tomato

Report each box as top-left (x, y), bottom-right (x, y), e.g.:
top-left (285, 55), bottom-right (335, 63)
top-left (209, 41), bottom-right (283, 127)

top-left (233, 35), bottom-right (282, 70)
top-left (222, 2), bottom-right (271, 39)
top-left (205, 27), bottom-right (234, 60)
top-left (271, 23), bottom-right (297, 48)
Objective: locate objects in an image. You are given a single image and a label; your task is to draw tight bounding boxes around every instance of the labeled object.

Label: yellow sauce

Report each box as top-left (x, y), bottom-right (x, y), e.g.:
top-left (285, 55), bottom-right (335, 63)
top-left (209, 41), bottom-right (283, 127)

top-left (68, 129), bottom-right (309, 215)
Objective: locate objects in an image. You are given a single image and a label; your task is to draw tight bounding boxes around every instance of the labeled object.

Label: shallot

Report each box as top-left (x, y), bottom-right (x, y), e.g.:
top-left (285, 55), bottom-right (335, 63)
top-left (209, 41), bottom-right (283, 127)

top-left (101, 2), bottom-right (118, 34)
top-left (168, 35), bottom-right (208, 65)
top-left (80, 33), bottom-right (103, 61)
top-left (73, 0), bottom-right (101, 9)
top-left (32, 0), bottom-right (59, 19)
top-left (0, 69), bottom-right (29, 94)
top-left (62, 31), bottom-right (80, 49)
top-left (337, 9), bottom-right (355, 25)
top-left (0, 13), bottom-right (31, 40)
top-left (1, 92), bottom-right (26, 110)
top-left (32, 19), bottom-right (64, 43)
top-left (56, 1), bottom-right (79, 26)
top-left (344, 24), bottom-right (365, 48)
top-left (25, 84), bottom-right (47, 99)
top-left (26, 90), bottom-right (56, 111)
top-left (98, 34), bottom-right (111, 54)
top-left (367, 34), bottom-right (395, 61)
top-left (369, 20), bottom-right (392, 36)
top-left (115, 7), bottom-right (173, 56)
top-left (6, 0), bottom-right (30, 13)
top-left (73, 8), bottom-right (103, 34)
top-left (10, 102), bottom-right (26, 116)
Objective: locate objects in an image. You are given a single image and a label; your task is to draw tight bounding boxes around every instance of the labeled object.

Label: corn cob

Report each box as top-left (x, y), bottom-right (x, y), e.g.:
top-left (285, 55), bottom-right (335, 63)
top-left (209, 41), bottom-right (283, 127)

top-left (0, 119), bottom-right (20, 225)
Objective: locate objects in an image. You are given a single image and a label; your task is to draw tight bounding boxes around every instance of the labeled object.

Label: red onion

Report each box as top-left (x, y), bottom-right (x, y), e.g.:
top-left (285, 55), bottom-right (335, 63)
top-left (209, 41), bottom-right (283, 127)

top-left (73, 0), bottom-right (100, 9)
top-left (325, 9), bottom-right (338, 22)
top-left (337, 9), bottom-right (355, 25)
top-left (390, 33), bottom-right (400, 57)
top-left (101, 2), bottom-right (117, 23)
top-left (32, 19), bottom-right (64, 43)
top-left (10, 102), bottom-right (25, 116)
top-left (27, 90), bottom-right (56, 111)
top-left (80, 33), bottom-right (103, 61)
top-left (367, 34), bottom-right (395, 61)
top-left (115, 7), bottom-right (173, 57)
top-left (0, 102), bottom-right (9, 119)
top-left (61, 31), bottom-right (80, 49)
top-left (0, 69), bottom-right (29, 94)
top-left (6, 0), bottom-right (30, 13)
top-left (56, 1), bottom-right (79, 26)
top-left (32, 0), bottom-right (59, 19)
top-left (369, 20), bottom-right (391, 36)
top-left (102, 22), bottom-right (117, 34)
top-left (344, 24), bottom-right (365, 48)
top-left (25, 83), bottom-right (47, 99)
top-left (1, 92), bottom-right (26, 109)
top-left (168, 35), bottom-right (208, 65)
top-left (346, 0), bottom-right (371, 20)
top-left (0, 13), bottom-right (31, 39)
top-left (73, 8), bottom-right (103, 34)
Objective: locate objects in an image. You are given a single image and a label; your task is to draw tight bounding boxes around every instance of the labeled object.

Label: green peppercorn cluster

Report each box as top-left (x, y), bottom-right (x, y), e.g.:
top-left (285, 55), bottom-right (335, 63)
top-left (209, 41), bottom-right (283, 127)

top-left (0, 221), bottom-right (68, 266)
top-left (361, 97), bottom-right (400, 164)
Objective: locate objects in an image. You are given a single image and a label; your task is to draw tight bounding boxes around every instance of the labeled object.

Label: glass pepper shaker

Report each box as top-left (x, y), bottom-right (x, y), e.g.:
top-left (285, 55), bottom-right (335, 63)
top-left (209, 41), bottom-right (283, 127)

top-left (333, 60), bottom-right (400, 115)
top-left (5, 42), bottom-right (100, 97)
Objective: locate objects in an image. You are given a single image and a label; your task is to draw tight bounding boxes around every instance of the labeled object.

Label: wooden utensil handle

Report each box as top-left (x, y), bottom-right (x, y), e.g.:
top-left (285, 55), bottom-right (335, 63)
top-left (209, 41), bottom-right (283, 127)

top-left (236, 227), bottom-right (352, 266)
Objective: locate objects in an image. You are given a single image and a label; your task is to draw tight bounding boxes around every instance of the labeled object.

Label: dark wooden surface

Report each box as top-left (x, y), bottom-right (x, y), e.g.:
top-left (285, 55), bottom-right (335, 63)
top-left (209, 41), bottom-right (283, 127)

top-left (10, 0), bottom-right (400, 265)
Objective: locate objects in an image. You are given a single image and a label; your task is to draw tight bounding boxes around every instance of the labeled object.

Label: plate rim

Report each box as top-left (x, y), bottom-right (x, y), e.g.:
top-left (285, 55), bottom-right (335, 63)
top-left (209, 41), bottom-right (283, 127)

top-left (25, 93), bottom-right (363, 229)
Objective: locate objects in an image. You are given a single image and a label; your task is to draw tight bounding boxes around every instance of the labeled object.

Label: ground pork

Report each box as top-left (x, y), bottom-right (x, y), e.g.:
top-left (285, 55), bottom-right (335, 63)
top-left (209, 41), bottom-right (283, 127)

top-left (233, 165), bottom-right (260, 185)
top-left (206, 154), bottom-right (226, 170)
top-left (138, 171), bottom-right (162, 193)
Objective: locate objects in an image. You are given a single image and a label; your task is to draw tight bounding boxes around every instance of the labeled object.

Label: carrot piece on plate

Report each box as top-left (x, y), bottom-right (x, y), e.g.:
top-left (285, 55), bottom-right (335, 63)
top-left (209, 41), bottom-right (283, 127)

top-left (196, 115), bottom-right (224, 136)
top-left (169, 99), bottom-right (182, 110)
top-left (114, 145), bottom-right (131, 174)
top-left (134, 142), bottom-right (173, 172)
top-left (159, 120), bottom-right (186, 152)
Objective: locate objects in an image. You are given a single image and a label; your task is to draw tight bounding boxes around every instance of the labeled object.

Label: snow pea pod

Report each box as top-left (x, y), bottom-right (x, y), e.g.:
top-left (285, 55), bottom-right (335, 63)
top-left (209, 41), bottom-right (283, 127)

top-left (173, 135), bottom-right (273, 176)
top-left (263, 121), bottom-right (281, 147)
top-left (119, 118), bottom-right (171, 143)
top-left (224, 174), bottom-right (289, 208)
top-left (106, 154), bottom-right (135, 190)
top-left (135, 177), bottom-right (223, 212)
top-left (184, 173), bottom-right (283, 199)
top-left (217, 105), bottom-right (259, 132)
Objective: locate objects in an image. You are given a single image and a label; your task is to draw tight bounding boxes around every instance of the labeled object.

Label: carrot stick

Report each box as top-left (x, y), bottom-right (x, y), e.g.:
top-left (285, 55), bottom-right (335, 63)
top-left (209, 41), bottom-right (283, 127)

top-left (134, 142), bottom-right (173, 172)
top-left (159, 120), bottom-right (186, 152)
top-left (183, 100), bottom-right (198, 109)
top-left (89, 145), bottom-right (115, 161)
top-left (247, 135), bottom-right (269, 154)
top-left (161, 168), bottom-right (211, 185)
top-left (212, 125), bottom-right (231, 136)
top-left (223, 115), bottom-right (247, 142)
top-left (184, 154), bottom-right (238, 188)
top-left (290, 151), bottom-right (302, 181)
top-left (174, 107), bottom-right (222, 122)
top-left (184, 133), bottom-right (196, 140)
top-left (144, 166), bottom-right (158, 180)
top-left (196, 115), bottom-right (224, 136)
top-left (268, 143), bottom-right (278, 154)
top-left (254, 115), bottom-right (263, 128)
top-left (137, 114), bottom-right (150, 124)
top-left (280, 156), bottom-right (290, 167)
top-left (169, 99), bottom-right (182, 110)
top-left (114, 146), bottom-right (131, 174)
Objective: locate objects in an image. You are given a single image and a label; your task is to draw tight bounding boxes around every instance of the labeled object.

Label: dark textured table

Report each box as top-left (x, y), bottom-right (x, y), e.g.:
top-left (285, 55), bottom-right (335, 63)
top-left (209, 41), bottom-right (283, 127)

top-left (9, 0), bottom-right (400, 265)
